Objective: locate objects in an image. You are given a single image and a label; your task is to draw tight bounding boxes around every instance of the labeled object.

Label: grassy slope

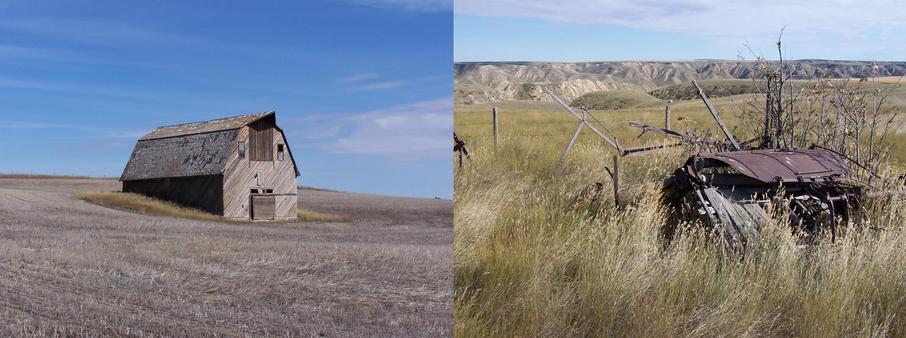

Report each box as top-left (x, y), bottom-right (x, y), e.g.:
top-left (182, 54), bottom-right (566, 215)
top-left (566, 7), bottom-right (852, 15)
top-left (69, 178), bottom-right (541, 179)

top-left (649, 79), bottom-right (759, 100)
top-left (454, 83), bottom-right (906, 336)
top-left (571, 90), bottom-right (662, 110)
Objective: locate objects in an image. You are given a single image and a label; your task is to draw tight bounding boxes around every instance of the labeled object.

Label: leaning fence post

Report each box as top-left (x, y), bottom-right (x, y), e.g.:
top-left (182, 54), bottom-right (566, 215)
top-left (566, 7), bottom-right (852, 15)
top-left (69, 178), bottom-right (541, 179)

top-left (492, 107), bottom-right (499, 148)
top-left (665, 100), bottom-right (672, 129)
top-left (612, 155), bottom-right (620, 207)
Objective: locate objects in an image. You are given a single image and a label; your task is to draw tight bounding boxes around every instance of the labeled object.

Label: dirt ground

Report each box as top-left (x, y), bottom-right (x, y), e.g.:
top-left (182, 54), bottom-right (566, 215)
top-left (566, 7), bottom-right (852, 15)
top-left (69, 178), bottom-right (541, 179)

top-left (0, 177), bottom-right (452, 337)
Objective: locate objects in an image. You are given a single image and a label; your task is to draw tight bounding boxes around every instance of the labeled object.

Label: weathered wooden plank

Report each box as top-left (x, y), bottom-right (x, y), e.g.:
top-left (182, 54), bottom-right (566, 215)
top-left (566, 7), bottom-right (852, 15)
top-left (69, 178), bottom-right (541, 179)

top-left (546, 89), bottom-right (622, 152)
top-left (702, 188), bottom-right (744, 249)
top-left (665, 100), bottom-right (672, 129)
top-left (492, 107), bottom-right (499, 147)
top-left (558, 116), bottom-right (585, 167)
top-left (252, 195), bottom-right (276, 220)
top-left (724, 199), bottom-right (757, 244)
top-left (691, 80), bottom-right (741, 150)
top-left (222, 125), bottom-right (298, 219)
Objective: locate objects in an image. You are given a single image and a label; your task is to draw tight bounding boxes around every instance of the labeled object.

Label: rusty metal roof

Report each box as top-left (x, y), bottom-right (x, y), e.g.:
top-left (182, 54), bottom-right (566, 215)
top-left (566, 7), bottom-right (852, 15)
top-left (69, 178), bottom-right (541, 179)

top-left (140, 111), bottom-right (273, 140)
top-left (698, 149), bottom-right (849, 183)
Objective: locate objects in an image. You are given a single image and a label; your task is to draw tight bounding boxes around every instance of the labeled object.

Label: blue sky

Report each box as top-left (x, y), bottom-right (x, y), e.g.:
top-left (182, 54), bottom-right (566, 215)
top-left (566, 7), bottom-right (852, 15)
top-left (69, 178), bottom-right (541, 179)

top-left (0, 0), bottom-right (453, 198)
top-left (456, 0), bottom-right (906, 62)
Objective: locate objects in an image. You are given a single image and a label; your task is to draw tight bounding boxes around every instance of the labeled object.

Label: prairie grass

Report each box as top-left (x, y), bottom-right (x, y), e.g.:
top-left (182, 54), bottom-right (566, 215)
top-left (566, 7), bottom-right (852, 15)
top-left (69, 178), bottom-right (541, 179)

top-left (298, 209), bottom-right (348, 222)
top-left (77, 191), bottom-right (224, 222)
top-left (77, 191), bottom-right (347, 223)
top-left (4, 179), bottom-right (451, 336)
top-left (454, 91), bottom-right (906, 336)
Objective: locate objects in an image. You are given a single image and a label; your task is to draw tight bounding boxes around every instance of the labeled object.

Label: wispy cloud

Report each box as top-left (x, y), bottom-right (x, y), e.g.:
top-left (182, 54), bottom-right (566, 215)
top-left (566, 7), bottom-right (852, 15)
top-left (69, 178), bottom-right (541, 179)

top-left (0, 120), bottom-right (146, 139)
top-left (456, 0), bottom-right (906, 53)
top-left (346, 0), bottom-right (451, 12)
top-left (0, 44), bottom-right (63, 60)
top-left (0, 120), bottom-right (92, 130)
top-left (308, 97), bottom-right (452, 159)
top-left (352, 80), bottom-right (409, 91)
top-left (294, 126), bottom-right (343, 140)
top-left (0, 18), bottom-right (290, 58)
top-left (334, 72), bottom-right (412, 91)
top-left (336, 73), bottom-right (380, 83)
top-left (0, 18), bottom-right (197, 47)
top-left (0, 76), bottom-right (252, 109)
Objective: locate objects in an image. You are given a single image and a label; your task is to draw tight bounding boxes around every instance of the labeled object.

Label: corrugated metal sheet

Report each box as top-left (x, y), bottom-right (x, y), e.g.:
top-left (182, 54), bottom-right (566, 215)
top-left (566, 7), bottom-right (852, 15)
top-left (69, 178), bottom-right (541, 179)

top-left (140, 112), bottom-right (273, 140)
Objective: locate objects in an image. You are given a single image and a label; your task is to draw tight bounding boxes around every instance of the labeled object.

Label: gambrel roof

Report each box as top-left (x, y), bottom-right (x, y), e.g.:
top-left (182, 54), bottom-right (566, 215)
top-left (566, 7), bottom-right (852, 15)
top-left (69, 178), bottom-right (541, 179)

top-left (120, 111), bottom-right (300, 181)
top-left (140, 112), bottom-right (273, 140)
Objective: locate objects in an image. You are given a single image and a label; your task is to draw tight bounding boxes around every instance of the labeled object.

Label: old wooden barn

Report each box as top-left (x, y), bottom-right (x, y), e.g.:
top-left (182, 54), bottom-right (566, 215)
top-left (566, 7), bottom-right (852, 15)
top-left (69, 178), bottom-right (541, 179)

top-left (120, 111), bottom-right (300, 221)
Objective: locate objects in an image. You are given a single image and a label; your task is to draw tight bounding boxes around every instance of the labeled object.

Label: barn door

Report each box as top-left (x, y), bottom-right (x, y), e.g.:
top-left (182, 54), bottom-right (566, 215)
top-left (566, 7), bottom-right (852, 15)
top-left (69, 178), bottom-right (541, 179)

top-left (251, 195), bottom-right (276, 220)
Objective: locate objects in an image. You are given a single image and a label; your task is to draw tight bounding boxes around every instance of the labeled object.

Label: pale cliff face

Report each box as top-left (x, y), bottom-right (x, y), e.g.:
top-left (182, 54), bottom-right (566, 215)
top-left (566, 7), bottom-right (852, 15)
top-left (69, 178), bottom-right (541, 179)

top-left (454, 60), bottom-right (906, 104)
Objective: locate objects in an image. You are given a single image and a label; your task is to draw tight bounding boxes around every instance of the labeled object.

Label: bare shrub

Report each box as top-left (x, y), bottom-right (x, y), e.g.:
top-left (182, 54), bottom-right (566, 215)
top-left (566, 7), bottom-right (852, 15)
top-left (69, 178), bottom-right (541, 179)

top-left (736, 35), bottom-right (900, 181)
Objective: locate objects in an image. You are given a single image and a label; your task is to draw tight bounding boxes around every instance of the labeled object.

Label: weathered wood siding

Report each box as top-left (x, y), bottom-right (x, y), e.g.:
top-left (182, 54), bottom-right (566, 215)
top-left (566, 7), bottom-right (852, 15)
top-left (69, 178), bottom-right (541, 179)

top-left (251, 195), bottom-right (276, 220)
top-left (122, 175), bottom-right (224, 214)
top-left (222, 125), bottom-right (298, 220)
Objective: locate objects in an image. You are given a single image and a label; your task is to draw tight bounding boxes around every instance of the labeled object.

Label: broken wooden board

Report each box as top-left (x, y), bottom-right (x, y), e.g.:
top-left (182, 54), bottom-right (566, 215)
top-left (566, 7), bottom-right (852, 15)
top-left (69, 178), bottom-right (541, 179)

top-left (700, 187), bottom-right (767, 251)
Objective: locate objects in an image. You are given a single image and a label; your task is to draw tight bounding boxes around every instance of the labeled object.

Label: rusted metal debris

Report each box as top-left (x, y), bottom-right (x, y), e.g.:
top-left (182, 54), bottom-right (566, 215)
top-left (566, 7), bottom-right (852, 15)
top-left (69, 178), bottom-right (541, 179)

top-left (646, 83), bottom-right (872, 250)
top-left (454, 131), bottom-right (471, 168)
top-left (545, 81), bottom-right (885, 250)
top-left (661, 148), bottom-right (862, 251)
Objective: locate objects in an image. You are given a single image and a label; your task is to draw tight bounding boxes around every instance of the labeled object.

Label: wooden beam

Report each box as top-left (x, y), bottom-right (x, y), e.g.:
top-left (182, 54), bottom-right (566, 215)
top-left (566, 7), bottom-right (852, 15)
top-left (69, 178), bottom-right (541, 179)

top-left (612, 155), bottom-right (620, 207)
top-left (665, 100), bottom-right (672, 129)
top-left (545, 89), bottom-right (623, 153)
top-left (545, 88), bottom-right (583, 120)
top-left (558, 110), bottom-right (586, 168)
top-left (620, 142), bottom-right (685, 157)
top-left (691, 80), bottom-right (741, 150)
top-left (627, 121), bottom-right (725, 148)
top-left (492, 107), bottom-right (499, 148)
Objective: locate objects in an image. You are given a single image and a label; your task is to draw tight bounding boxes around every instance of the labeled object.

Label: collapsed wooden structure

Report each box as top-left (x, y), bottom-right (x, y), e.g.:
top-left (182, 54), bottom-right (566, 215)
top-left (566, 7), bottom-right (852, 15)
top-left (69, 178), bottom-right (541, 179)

top-left (547, 80), bottom-right (871, 249)
top-left (661, 148), bottom-right (861, 250)
top-left (121, 111), bottom-right (300, 221)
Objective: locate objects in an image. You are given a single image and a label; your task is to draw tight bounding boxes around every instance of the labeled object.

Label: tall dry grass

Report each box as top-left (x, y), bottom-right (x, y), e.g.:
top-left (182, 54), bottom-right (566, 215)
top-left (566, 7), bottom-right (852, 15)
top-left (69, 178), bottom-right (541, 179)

top-left (78, 191), bottom-right (346, 223)
top-left (454, 95), bottom-right (906, 336)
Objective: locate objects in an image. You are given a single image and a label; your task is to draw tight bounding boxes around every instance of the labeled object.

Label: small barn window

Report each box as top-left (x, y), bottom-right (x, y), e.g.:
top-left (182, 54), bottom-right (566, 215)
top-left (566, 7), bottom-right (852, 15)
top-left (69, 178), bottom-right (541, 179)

top-left (277, 144), bottom-right (285, 161)
top-left (239, 141), bottom-right (246, 158)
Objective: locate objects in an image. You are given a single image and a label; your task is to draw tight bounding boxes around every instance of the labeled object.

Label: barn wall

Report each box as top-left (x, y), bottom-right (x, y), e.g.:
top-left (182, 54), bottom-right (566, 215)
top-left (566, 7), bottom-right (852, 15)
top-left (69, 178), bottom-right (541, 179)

top-left (222, 125), bottom-right (298, 220)
top-left (122, 174), bottom-right (225, 214)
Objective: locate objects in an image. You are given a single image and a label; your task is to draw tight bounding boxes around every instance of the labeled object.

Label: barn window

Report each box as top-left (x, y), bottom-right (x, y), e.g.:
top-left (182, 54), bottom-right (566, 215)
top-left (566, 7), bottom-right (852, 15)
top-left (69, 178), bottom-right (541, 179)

top-left (277, 144), bottom-right (285, 161)
top-left (239, 141), bottom-right (246, 158)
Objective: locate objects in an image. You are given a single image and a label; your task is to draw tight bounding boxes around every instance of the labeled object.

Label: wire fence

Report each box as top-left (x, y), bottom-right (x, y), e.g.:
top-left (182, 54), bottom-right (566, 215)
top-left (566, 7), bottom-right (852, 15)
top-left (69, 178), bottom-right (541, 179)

top-left (455, 117), bottom-right (672, 127)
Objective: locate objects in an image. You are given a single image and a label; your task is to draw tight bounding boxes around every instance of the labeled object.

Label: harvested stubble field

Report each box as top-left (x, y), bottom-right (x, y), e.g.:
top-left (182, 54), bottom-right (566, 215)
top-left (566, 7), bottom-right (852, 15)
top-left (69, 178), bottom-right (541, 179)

top-left (0, 176), bottom-right (452, 336)
top-left (454, 83), bottom-right (906, 336)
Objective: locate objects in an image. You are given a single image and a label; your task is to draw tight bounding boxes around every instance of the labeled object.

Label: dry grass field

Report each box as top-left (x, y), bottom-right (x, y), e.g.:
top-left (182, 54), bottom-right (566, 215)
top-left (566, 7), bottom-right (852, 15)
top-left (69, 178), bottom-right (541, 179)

top-left (0, 176), bottom-right (452, 336)
top-left (454, 81), bottom-right (906, 336)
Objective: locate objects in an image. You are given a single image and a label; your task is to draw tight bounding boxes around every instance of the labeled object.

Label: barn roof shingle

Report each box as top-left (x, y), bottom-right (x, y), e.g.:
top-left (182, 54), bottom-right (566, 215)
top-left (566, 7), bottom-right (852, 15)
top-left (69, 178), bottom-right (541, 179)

top-left (120, 111), bottom-right (283, 181)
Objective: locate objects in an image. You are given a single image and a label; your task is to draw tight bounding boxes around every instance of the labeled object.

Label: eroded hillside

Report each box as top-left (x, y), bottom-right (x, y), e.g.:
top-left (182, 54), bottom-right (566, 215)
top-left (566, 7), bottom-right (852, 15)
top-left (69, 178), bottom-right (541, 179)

top-left (454, 60), bottom-right (906, 104)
